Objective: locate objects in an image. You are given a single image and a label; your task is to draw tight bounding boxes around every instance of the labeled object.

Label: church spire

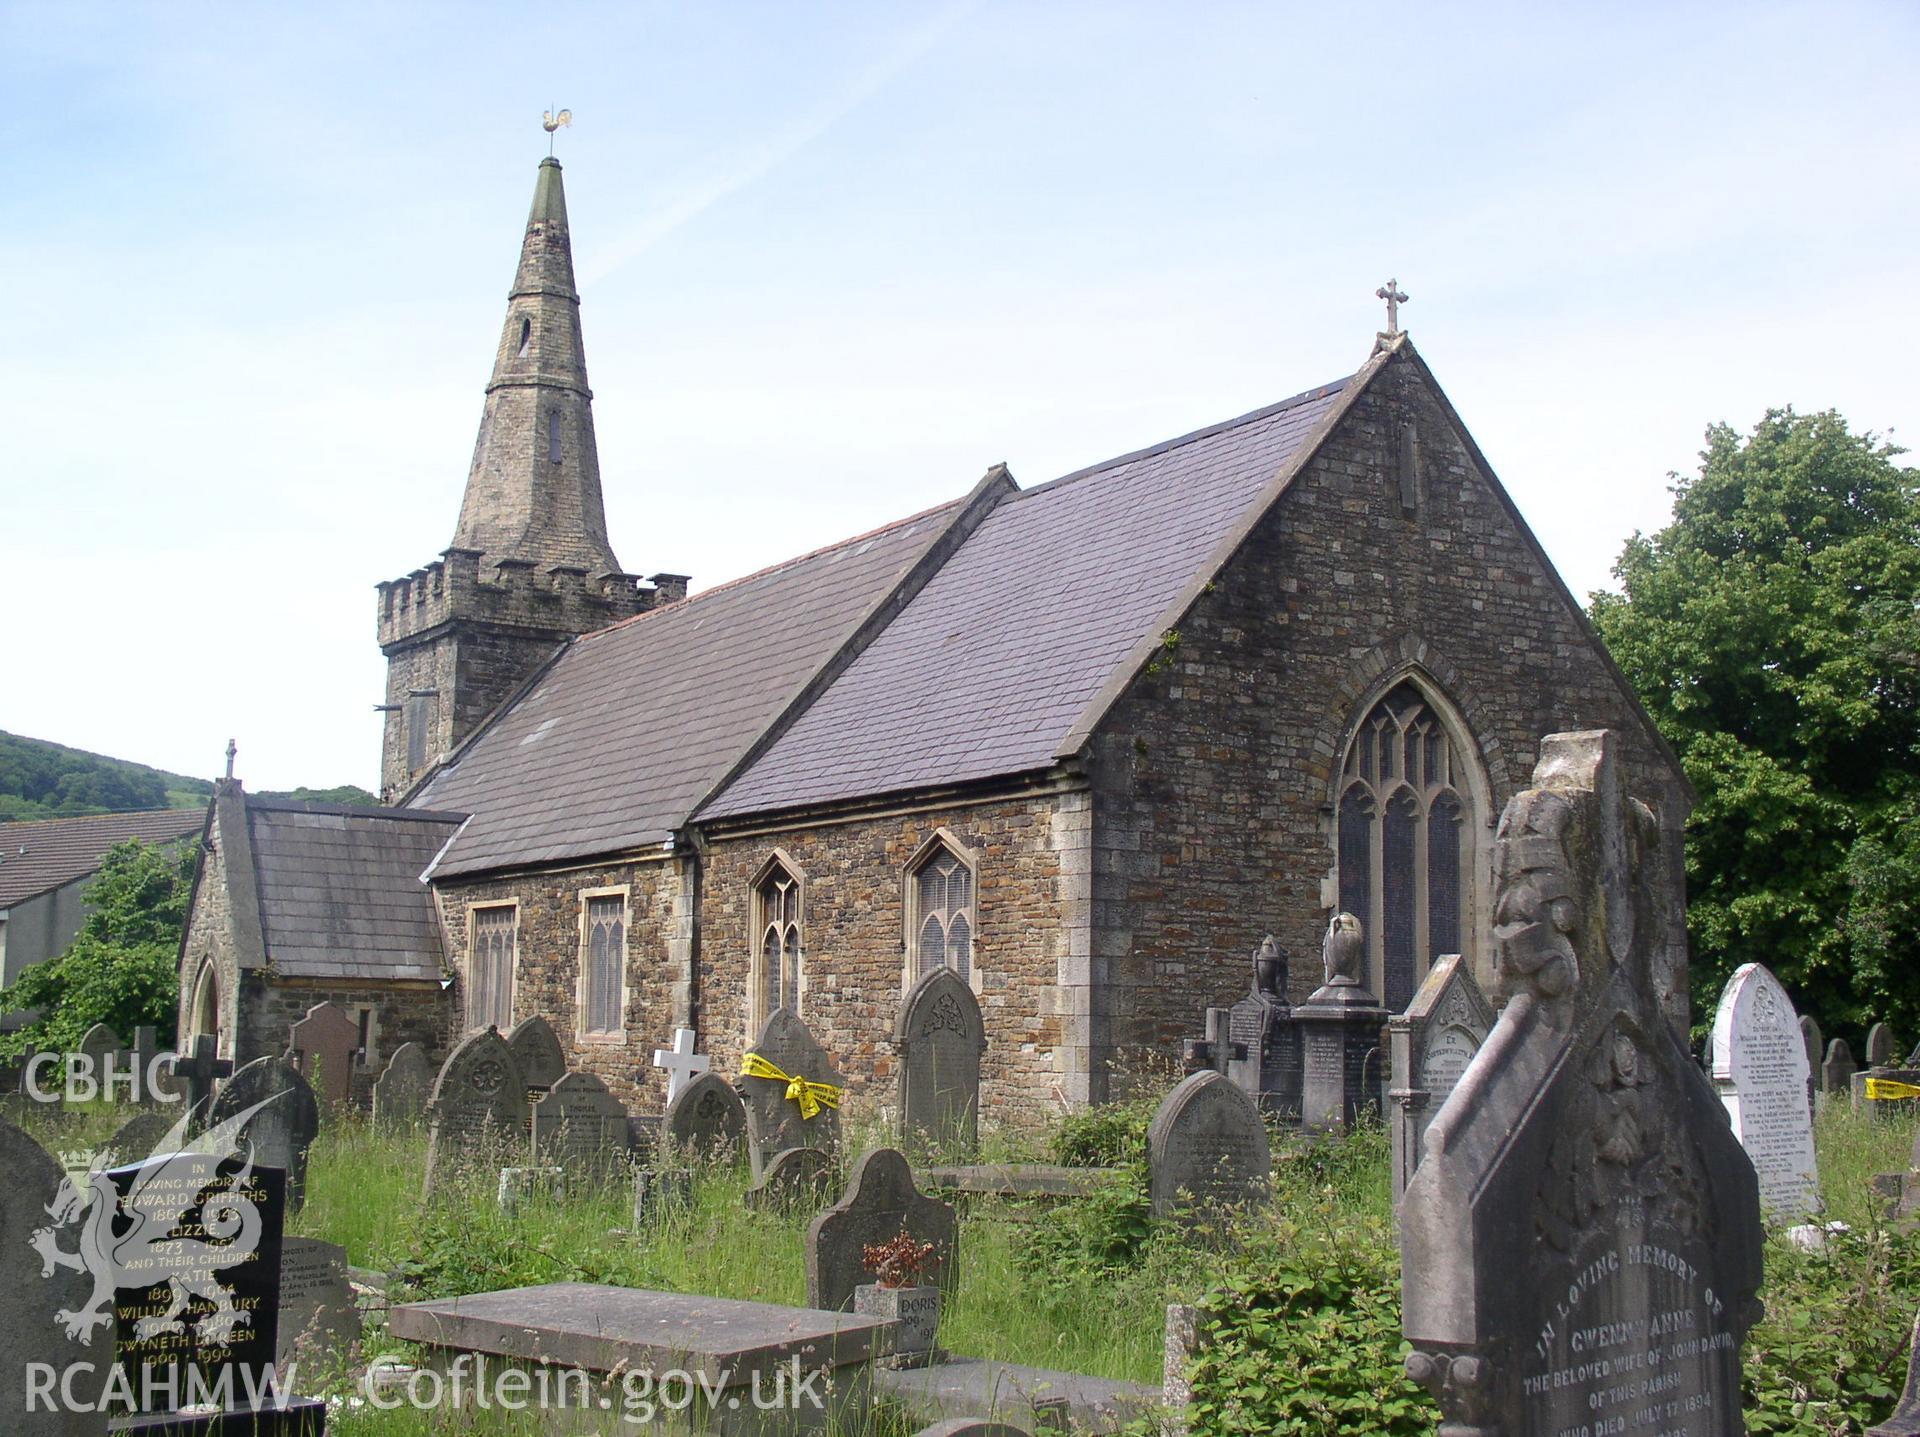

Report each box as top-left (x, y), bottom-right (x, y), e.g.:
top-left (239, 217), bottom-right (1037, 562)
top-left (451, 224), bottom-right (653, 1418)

top-left (450, 156), bottom-right (625, 576)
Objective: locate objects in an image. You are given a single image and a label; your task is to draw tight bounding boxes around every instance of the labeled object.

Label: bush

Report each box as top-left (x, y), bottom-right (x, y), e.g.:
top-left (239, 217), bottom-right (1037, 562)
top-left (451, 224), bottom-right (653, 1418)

top-left (1049, 1089), bottom-right (1160, 1168)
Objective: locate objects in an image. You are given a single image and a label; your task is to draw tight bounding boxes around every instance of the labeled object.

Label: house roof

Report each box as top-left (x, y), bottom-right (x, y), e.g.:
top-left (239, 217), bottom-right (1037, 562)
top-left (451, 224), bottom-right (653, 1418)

top-left (698, 377), bottom-right (1351, 820)
top-left (243, 797), bottom-right (465, 982)
top-left (414, 496), bottom-right (977, 877)
top-left (0, 809), bottom-right (204, 909)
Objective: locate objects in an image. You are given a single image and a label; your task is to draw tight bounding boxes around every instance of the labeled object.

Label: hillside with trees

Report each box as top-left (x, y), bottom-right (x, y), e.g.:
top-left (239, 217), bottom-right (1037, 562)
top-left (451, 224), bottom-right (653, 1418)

top-left (0, 731), bottom-right (375, 820)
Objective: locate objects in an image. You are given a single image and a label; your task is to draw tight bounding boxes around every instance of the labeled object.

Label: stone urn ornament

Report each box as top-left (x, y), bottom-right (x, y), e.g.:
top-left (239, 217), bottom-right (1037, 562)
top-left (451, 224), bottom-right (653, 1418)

top-left (852, 1231), bottom-right (943, 1367)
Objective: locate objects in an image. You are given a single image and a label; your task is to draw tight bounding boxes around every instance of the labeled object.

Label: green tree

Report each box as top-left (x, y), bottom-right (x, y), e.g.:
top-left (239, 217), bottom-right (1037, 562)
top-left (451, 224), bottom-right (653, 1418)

top-left (0, 836), bottom-right (198, 1058)
top-left (1590, 409), bottom-right (1920, 1038)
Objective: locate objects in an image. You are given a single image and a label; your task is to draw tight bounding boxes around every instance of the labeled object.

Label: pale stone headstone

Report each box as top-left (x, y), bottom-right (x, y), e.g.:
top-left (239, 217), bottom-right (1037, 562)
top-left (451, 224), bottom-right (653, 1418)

top-left (507, 1015), bottom-right (566, 1095)
top-left (78, 1021), bottom-right (123, 1068)
top-left (1388, 952), bottom-right (1494, 1196)
top-left (1710, 962), bottom-right (1820, 1219)
top-left (277, 1236), bottom-right (362, 1368)
top-left (423, 1027), bottom-right (530, 1199)
top-left (209, 1053), bottom-right (321, 1210)
top-left (806, 1147), bottom-right (958, 1311)
top-left (1824, 1037), bottom-right (1858, 1096)
top-left (1869, 1023), bottom-right (1901, 1069)
top-left (531, 1070), bottom-right (631, 1179)
top-left (741, 1007), bottom-right (842, 1180)
top-left (497, 1166), bottom-right (565, 1213)
top-left (1401, 731), bottom-right (1764, 1436)
top-left (896, 966), bottom-right (987, 1156)
top-left (372, 1041), bottom-right (434, 1126)
top-left (1146, 1069), bottom-right (1271, 1219)
top-left (1800, 1013), bottom-right (1823, 1120)
top-left (743, 1145), bottom-right (834, 1211)
top-left (287, 1000), bottom-right (359, 1112)
top-left (650, 1027), bottom-right (709, 1105)
top-left (662, 1070), bottom-right (747, 1163)
top-left (0, 1115), bottom-right (110, 1435)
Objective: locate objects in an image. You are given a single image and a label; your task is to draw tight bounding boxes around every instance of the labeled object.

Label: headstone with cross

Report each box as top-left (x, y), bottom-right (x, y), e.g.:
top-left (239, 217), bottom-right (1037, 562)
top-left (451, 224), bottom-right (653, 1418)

top-left (130, 1025), bottom-right (180, 1103)
top-left (1182, 1007), bottom-right (1243, 1077)
top-left (651, 1027), bottom-right (710, 1105)
top-left (1376, 278), bottom-right (1410, 334)
top-left (169, 1034), bottom-right (232, 1126)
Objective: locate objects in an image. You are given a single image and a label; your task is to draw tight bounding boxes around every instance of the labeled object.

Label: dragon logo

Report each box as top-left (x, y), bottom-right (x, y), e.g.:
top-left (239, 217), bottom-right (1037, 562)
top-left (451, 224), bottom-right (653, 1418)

top-left (29, 1096), bottom-right (280, 1347)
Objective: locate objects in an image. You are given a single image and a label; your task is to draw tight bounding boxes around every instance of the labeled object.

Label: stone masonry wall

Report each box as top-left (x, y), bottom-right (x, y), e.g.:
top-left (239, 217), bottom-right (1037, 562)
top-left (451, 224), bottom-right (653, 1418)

top-left (700, 790), bottom-right (1085, 1130)
top-left (177, 813), bottom-right (239, 1058)
top-left (432, 859), bottom-right (677, 1112)
top-left (1087, 350), bottom-right (1688, 1093)
top-left (237, 977), bottom-right (448, 1107)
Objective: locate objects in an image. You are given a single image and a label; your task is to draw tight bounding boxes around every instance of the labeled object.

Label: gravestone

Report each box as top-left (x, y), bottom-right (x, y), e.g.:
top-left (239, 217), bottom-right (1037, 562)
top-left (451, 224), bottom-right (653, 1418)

top-left (372, 1041), bottom-right (434, 1126)
top-left (1293, 913), bottom-right (1390, 1130)
top-left (1401, 731), bottom-right (1764, 1436)
top-left (1388, 952), bottom-right (1495, 1196)
top-left (1869, 1023), bottom-right (1901, 1069)
top-left (531, 1070), bottom-right (631, 1179)
top-left (423, 1027), bottom-right (530, 1199)
top-left (1870, 1309), bottom-right (1920, 1435)
top-left (209, 1054), bottom-right (321, 1211)
top-left (106, 1148), bottom-right (286, 1417)
top-left (651, 1027), bottom-right (710, 1105)
top-left (1181, 1006), bottom-right (1240, 1078)
top-left (1710, 962), bottom-right (1820, 1219)
top-left (663, 1070), bottom-right (748, 1162)
top-left (806, 1147), bottom-right (959, 1312)
top-left (169, 1034), bottom-right (232, 1127)
top-left (741, 1007), bottom-right (843, 1180)
top-left (104, 1109), bottom-right (179, 1167)
top-left (507, 1015), bottom-right (566, 1095)
top-left (1800, 1014), bottom-right (1823, 1120)
top-left (896, 967), bottom-right (987, 1156)
top-left (1225, 937), bottom-right (1301, 1117)
top-left (743, 1145), bottom-right (835, 1211)
top-left (0, 1115), bottom-right (110, 1435)
top-left (79, 1021), bottom-right (124, 1069)
top-left (1824, 1037), bottom-right (1857, 1096)
top-left (496, 1166), bottom-right (565, 1213)
top-left (287, 1000), bottom-right (359, 1112)
top-left (130, 1025), bottom-right (181, 1104)
top-left (1146, 1069), bottom-right (1271, 1218)
top-left (276, 1236), bottom-right (361, 1368)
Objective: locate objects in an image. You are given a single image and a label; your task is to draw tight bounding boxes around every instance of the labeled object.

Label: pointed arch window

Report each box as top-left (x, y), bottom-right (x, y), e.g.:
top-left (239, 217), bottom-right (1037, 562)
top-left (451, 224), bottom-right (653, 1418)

top-left (909, 841), bottom-right (975, 985)
top-left (752, 858), bottom-right (803, 1029)
top-left (518, 317), bottom-right (532, 357)
top-left (1335, 681), bottom-right (1476, 1011)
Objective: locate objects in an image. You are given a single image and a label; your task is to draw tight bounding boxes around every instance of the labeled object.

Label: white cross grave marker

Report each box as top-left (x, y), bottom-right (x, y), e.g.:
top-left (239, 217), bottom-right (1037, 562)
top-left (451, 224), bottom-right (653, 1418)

top-left (651, 1027), bottom-right (710, 1104)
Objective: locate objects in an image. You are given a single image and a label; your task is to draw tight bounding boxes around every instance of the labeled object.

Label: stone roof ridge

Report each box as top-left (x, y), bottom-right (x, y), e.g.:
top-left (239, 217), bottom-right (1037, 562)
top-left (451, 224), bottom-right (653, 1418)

top-left (1014, 375), bottom-right (1355, 503)
top-left (584, 492), bottom-right (972, 644)
top-left (245, 796), bottom-right (467, 823)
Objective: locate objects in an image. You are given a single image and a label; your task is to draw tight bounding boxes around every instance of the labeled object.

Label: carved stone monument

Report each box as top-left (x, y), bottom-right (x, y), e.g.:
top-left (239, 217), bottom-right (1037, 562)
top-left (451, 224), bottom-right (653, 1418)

top-left (372, 1041), bottom-right (434, 1126)
top-left (1710, 962), bottom-right (1819, 1219)
top-left (1222, 936), bottom-right (1302, 1118)
top-left (424, 1027), bottom-right (530, 1198)
top-left (662, 1070), bottom-right (748, 1163)
top-left (507, 1015), bottom-right (567, 1095)
top-left (1293, 913), bottom-right (1390, 1130)
top-left (806, 1147), bottom-right (958, 1311)
top-left (740, 1007), bottom-right (843, 1180)
top-left (532, 1070), bottom-right (632, 1179)
top-left (1401, 731), bottom-right (1765, 1436)
top-left (1147, 1069), bottom-right (1271, 1218)
top-left (896, 967), bottom-right (987, 1156)
top-left (208, 1053), bottom-right (321, 1210)
top-left (1388, 952), bottom-right (1494, 1196)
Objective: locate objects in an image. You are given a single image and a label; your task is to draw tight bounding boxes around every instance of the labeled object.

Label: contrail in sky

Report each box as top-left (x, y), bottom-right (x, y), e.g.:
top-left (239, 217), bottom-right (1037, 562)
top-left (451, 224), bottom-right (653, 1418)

top-left (580, 3), bottom-right (975, 286)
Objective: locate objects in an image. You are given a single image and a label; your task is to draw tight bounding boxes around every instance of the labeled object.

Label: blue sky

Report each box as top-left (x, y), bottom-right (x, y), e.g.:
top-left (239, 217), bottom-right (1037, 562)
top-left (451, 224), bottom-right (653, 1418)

top-left (2, 2), bottom-right (1916, 791)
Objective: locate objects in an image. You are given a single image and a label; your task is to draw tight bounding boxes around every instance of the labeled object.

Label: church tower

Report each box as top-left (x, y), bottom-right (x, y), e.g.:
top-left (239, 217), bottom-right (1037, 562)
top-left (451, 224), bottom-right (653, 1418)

top-left (376, 156), bottom-right (685, 802)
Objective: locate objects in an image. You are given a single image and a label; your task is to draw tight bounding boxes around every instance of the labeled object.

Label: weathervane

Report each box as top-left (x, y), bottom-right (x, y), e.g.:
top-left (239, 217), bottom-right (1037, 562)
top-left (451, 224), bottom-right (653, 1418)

top-left (1375, 278), bottom-right (1409, 335)
top-left (542, 106), bottom-right (573, 157)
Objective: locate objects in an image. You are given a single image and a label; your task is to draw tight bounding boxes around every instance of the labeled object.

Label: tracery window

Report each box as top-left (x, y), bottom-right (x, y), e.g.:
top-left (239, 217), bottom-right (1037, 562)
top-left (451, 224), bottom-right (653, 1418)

top-left (911, 845), bottom-right (974, 984)
top-left (755, 861), bottom-right (802, 1024)
top-left (468, 905), bottom-right (517, 1032)
top-left (1336, 681), bottom-right (1474, 1011)
top-left (582, 893), bottom-right (626, 1036)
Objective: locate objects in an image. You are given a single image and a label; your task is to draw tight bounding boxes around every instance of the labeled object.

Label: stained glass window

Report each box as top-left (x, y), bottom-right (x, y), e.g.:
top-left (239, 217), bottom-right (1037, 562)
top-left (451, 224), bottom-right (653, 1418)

top-left (584, 895), bottom-right (626, 1034)
top-left (913, 848), bottom-right (974, 982)
top-left (757, 864), bottom-right (802, 1020)
top-left (1334, 681), bottom-right (1475, 1010)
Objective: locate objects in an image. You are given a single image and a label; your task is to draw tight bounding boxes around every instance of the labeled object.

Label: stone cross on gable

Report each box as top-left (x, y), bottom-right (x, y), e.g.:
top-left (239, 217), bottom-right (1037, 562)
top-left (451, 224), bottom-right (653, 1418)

top-left (1376, 278), bottom-right (1410, 334)
top-left (225, 739), bottom-right (237, 779)
top-left (651, 1027), bottom-right (709, 1103)
top-left (170, 1034), bottom-right (232, 1118)
top-left (1183, 1006), bottom-right (1245, 1076)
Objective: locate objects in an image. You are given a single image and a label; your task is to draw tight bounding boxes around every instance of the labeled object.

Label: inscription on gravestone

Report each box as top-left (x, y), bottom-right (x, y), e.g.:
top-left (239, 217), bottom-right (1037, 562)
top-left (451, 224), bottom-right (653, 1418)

top-left (507, 1016), bottom-right (566, 1095)
top-left (662, 1070), bottom-right (747, 1163)
top-left (531, 1070), bottom-right (631, 1179)
top-left (424, 1027), bottom-right (530, 1199)
top-left (896, 967), bottom-right (987, 1156)
top-left (1147, 1070), bottom-right (1271, 1218)
top-left (208, 1055), bottom-right (320, 1212)
top-left (1710, 962), bottom-right (1819, 1219)
top-left (277, 1236), bottom-right (361, 1368)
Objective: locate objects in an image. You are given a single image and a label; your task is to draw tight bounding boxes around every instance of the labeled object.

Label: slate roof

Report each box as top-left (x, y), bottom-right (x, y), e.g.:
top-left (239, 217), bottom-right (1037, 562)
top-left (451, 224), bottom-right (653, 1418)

top-left (245, 798), bottom-right (465, 981)
top-left (0, 809), bottom-right (204, 908)
top-left (415, 500), bottom-right (969, 877)
top-left (699, 379), bottom-right (1350, 819)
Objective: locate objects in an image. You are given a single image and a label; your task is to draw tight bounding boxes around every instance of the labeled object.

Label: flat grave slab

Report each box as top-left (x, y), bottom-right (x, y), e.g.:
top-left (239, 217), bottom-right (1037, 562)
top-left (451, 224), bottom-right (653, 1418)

top-left (917, 1165), bottom-right (1123, 1198)
top-left (876, 1355), bottom-right (1159, 1435)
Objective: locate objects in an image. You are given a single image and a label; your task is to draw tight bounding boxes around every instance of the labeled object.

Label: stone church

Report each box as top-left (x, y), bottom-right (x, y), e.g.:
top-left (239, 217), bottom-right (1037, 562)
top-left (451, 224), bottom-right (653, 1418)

top-left (177, 154), bottom-right (1686, 1122)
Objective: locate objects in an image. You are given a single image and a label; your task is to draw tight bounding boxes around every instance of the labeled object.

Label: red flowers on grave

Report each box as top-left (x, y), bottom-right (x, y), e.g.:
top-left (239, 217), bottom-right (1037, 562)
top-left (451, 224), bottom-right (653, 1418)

top-left (862, 1232), bottom-right (937, 1290)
